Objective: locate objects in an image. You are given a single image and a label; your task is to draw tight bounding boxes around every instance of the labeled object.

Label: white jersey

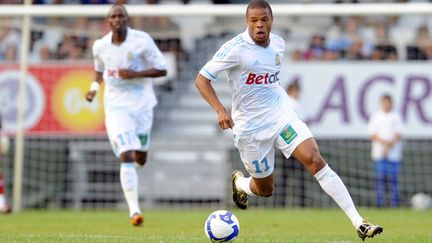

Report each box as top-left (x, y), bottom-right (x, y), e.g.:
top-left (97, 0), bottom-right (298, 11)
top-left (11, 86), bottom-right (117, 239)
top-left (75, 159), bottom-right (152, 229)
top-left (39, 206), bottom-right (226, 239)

top-left (200, 30), bottom-right (295, 135)
top-left (286, 95), bottom-right (306, 121)
top-left (93, 27), bottom-right (166, 112)
top-left (367, 110), bottom-right (403, 161)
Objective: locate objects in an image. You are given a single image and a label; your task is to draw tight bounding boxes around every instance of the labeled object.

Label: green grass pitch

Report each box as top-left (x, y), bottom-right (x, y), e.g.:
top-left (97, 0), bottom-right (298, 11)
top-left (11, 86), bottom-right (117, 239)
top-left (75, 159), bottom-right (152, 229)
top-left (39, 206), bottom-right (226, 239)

top-left (0, 208), bottom-right (431, 242)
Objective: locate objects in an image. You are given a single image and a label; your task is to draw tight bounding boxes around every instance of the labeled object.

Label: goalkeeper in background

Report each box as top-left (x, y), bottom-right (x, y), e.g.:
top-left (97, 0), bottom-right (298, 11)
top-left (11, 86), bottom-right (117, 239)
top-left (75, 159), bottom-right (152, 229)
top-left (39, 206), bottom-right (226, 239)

top-left (85, 4), bottom-right (167, 226)
top-left (0, 113), bottom-right (11, 214)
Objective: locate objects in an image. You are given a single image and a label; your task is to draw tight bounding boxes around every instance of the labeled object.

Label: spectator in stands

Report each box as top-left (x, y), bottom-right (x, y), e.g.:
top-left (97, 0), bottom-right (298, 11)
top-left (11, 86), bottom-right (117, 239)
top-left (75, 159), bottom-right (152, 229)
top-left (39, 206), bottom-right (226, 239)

top-left (55, 35), bottom-right (85, 60)
top-left (290, 50), bottom-right (303, 61)
top-left (303, 35), bottom-right (326, 60)
top-left (326, 16), bottom-right (373, 60)
top-left (0, 22), bottom-right (20, 61)
top-left (367, 94), bottom-right (403, 208)
top-left (372, 22), bottom-right (398, 60)
top-left (345, 38), bottom-right (365, 60)
top-left (407, 25), bottom-right (431, 60)
top-left (323, 49), bottom-right (341, 61)
top-left (3, 45), bottom-right (17, 61)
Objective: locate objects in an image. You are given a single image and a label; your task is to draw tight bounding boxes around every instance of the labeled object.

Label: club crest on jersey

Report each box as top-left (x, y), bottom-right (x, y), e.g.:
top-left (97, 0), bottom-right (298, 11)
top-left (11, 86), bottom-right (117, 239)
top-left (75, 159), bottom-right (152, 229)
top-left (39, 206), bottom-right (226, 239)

top-left (245, 71), bottom-right (280, 85)
top-left (275, 54), bottom-right (281, 65)
top-left (127, 51), bottom-right (133, 61)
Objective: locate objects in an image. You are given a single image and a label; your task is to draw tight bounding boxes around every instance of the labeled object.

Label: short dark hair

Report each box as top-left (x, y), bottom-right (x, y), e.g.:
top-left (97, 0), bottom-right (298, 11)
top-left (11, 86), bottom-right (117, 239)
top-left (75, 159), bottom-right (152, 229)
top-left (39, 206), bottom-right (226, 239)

top-left (287, 78), bottom-right (300, 93)
top-left (246, 0), bottom-right (273, 17)
top-left (108, 4), bottom-right (129, 17)
top-left (381, 94), bottom-right (392, 102)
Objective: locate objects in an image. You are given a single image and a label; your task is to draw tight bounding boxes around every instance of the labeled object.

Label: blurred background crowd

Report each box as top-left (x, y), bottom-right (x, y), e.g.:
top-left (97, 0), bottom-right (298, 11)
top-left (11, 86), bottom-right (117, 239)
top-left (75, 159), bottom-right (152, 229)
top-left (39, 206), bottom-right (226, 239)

top-left (1, 0), bottom-right (432, 63)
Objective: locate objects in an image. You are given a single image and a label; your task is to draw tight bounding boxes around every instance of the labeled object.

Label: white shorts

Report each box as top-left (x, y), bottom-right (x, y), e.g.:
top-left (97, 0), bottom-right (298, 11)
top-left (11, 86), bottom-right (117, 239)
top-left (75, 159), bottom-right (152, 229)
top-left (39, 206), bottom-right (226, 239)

top-left (105, 108), bottom-right (153, 158)
top-left (234, 118), bottom-right (313, 178)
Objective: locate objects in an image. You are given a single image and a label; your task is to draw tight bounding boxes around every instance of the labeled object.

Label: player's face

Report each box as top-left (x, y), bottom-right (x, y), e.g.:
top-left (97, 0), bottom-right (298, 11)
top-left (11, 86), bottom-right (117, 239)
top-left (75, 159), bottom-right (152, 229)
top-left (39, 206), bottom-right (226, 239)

top-left (107, 6), bottom-right (128, 32)
top-left (246, 7), bottom-right (273, 46)
top-left (381, 98), bottom-right (392, 112)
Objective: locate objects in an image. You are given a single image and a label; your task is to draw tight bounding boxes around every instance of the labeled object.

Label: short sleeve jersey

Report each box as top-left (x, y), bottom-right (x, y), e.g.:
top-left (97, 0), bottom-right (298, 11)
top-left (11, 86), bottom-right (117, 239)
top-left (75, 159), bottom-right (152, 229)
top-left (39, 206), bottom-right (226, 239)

top-left (200, 30), bottom-right (295, 135)
top-left (93, 27), bottom-right (166, 112)
top-left (367, 110), bottom-right (403, 161)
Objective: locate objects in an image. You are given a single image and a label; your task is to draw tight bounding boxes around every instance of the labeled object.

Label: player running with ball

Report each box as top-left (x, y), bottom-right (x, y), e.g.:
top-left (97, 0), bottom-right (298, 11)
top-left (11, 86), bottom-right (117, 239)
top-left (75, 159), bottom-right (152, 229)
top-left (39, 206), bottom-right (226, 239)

top-left (86, 4), bottom-right (167, 226)
top-left (195, 0), bottom-right (383, 240)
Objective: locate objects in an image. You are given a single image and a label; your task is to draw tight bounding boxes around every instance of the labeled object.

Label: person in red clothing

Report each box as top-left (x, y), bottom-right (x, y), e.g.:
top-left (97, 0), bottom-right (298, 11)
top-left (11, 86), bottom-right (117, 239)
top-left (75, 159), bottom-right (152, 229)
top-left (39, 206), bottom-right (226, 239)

top-left (0, 113), bottom-right (11, 213)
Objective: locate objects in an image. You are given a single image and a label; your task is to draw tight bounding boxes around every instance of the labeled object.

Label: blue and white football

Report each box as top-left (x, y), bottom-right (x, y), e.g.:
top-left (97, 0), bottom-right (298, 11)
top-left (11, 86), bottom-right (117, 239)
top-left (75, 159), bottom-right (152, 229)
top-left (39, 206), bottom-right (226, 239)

top-left (204, 210), bottom-right (240, 242)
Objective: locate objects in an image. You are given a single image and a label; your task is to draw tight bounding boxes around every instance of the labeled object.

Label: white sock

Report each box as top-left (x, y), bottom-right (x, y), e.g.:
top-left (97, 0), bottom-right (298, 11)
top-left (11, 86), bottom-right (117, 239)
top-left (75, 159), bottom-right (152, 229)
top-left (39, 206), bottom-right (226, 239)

top-left (120, 162), bottom-right (141, 217)
top-left (314, 165), bottom-right (364, 229)
top-left (235, 177), bottom-right (256, 197)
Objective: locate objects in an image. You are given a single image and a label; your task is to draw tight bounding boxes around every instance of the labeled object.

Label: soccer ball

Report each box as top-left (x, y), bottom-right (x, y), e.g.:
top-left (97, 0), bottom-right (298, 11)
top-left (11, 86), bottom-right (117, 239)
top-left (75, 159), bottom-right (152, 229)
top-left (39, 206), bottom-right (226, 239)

top-left (204, 210), bottom-right (240, 242)
top-left (411, 193), bottom-right (432, 210)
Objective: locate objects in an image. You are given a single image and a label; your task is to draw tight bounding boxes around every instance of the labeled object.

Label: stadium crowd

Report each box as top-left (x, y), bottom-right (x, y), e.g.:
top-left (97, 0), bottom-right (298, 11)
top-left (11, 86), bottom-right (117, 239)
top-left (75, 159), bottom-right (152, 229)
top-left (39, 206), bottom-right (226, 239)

top-left (1, 0), bottom-right (432, 62)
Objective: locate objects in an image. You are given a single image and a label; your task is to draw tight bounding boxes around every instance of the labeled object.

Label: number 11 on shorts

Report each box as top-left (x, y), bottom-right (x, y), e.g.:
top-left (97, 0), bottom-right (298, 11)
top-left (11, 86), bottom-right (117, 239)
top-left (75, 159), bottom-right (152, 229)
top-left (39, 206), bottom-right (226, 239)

top-left (252, 157), bottom-right (270, 173)
top-left (117, 132), bottom-right (131, 146)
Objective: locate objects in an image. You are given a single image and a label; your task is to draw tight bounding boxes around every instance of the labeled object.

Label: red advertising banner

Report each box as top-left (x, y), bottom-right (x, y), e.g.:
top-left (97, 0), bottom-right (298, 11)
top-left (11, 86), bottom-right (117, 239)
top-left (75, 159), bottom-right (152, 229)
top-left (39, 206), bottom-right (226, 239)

top-left (0, 64), bottom-right (105, 134)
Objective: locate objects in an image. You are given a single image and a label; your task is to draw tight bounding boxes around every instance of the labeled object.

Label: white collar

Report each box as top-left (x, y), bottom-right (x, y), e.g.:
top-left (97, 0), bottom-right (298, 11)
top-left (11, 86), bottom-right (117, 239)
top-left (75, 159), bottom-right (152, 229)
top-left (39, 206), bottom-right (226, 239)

top-left (108, 27), bottom-right (132, 44)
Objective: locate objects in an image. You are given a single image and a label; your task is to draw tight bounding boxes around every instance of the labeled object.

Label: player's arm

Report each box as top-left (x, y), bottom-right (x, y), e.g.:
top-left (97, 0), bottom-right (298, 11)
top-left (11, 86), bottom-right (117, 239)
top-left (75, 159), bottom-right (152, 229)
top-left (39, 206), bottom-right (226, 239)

top-left (120, 34), bottom-right (167, 79)
top-left (85, 71), bottom-right (103, 103)
top-left (86, 39), bottom-right (105, 103)
top-left (370, 134), bottom-right (385, 143)
top-left (118, 68), bottom-right (166, 79)
top-left (195, 74), bottom-right (234, 130)
top-left (367, 115), bottom-right (385, 143)
top-left (387, 134), bottom-right (401, 147)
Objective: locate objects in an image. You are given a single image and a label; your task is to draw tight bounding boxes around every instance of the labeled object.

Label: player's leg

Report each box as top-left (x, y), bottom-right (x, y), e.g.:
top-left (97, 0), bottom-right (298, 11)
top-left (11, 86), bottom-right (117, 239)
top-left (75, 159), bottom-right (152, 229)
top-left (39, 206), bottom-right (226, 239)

top-left (119, 150), bottom-right (142, 225)
top-left (232, 145), bottom-right (276, 209)
top-left (374, 159), bottom-right (386, 207)
top-left (134, 109), bottom-right (152, 168)
top-left (122, 108), bottom-right (153, 225)
top-left (292, 138), bottom-right (383, 239)
top-left (135, 151), bottom-right (148, 167)
top-left (292, 138), bottom-right (364, 225)
top-left (234, 173), bottom-right (274, 197)
top-left (387, 161), bottom-right (400, 207)
top-left (276, 119), bottom-right (382, 240)
top-left (106, 111), bottom-right (143, 226)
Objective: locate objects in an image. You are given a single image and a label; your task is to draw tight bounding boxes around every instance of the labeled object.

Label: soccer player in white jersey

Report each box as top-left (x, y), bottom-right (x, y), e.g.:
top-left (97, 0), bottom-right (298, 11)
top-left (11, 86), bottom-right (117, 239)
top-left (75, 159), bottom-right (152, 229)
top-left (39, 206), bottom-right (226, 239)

top-left (85, 4), bottom-right (167, 226)
top-left (195, 0), bottom-right (382, 240)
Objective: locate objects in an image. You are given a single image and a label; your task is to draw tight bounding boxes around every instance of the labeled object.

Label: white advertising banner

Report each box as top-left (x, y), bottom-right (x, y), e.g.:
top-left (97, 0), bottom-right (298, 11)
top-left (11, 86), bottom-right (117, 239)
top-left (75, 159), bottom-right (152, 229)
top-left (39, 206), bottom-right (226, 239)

top-left (280, 62), bottom-right (432, 139)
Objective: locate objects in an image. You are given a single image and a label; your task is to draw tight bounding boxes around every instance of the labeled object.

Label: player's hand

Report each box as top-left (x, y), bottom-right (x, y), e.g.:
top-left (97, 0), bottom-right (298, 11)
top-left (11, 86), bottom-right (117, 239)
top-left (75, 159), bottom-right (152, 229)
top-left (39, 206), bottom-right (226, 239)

top-left (217, 110), bottom-right (234, 130)
top-left (118, 69), bottom-right (136, 79)
top-left (85, 90), bottom-right (97, 102)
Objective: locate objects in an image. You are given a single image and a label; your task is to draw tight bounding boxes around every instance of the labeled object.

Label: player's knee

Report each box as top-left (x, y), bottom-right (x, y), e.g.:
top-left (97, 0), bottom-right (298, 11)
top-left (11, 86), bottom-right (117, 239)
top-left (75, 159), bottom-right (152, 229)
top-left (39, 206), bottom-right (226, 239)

top-left (308, 152), bottom-right (326, 174)
top-left (120, 151), bottom-right (135, 162)
top-left (135, 152), bottom-right (147, 166)
top-left (123, 183), bottom-right (134, 191)
top-left (257, 184), bottom-right (273, 197)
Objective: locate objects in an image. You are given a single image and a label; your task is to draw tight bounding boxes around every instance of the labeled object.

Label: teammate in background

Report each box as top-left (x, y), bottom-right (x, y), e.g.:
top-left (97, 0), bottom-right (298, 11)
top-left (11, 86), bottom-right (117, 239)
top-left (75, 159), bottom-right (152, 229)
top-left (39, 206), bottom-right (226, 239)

top-left (367, 94), bottom-right (403, 207)
top-left (0, 113), bottom-right (11, 214)
top-left (195, 0), bottom-right (382, 240)
top-left (85, 4), bottom-right (167, 226)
